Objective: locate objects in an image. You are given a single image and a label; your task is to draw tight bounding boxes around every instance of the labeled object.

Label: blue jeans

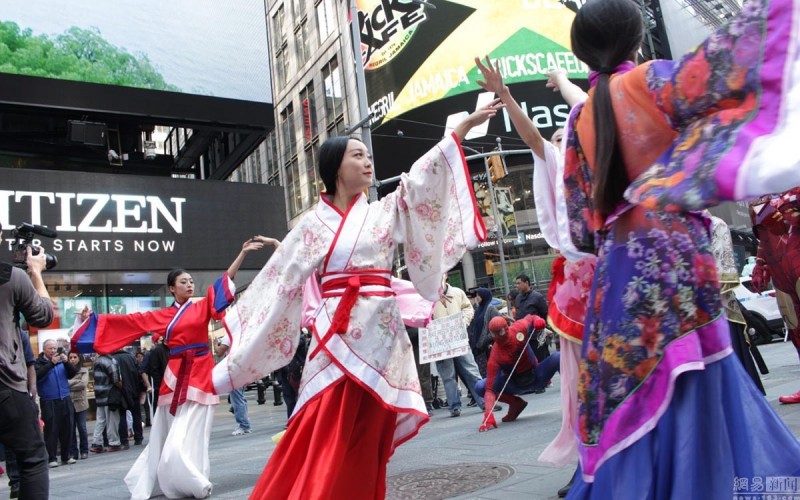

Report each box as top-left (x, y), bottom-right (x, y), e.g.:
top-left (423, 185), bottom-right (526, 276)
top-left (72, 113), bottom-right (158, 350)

top-left (70, 409), bottom-right (88, 458)
top-left (475, 351), bottom-right (561, 396)
top-left (436, 351), bottom-right (485, 411)
top-left (230, 387), bottom-right (251, 430)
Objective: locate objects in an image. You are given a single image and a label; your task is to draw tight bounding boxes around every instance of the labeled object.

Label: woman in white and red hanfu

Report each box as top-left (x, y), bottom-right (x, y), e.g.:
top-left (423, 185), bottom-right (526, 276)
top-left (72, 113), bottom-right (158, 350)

top-left (212, 104), bottom-right (501, 499)
top-left (70, 237), bottom-right (274, 499)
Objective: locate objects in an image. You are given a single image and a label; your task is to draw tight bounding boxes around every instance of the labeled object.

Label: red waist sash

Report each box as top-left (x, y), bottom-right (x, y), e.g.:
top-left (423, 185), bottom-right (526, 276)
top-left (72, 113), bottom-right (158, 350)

top-left (309, 270), bottom-right (393, 360)
top-left (168, 343), bottom-right (209, 415)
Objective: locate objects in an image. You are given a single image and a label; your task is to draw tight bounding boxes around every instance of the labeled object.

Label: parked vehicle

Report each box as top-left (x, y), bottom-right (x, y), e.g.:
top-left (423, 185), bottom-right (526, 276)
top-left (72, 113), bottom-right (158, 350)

top-left (733, 277), bottom-right (785, 345)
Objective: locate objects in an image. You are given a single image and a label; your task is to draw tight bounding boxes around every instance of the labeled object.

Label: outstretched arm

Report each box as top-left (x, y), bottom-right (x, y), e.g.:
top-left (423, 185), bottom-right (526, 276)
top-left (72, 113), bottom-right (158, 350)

top-left (475, 56), bottom-right (545, 158)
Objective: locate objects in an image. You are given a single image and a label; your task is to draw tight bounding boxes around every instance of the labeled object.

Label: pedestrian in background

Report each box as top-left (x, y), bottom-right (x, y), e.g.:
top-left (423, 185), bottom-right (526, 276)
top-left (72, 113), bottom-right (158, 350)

top-left (215, 335), bottom-right (252, 435)
top-left (68, 352), bottom-right (89, 460)
top-left (35, 339), bottom-right (77, 467)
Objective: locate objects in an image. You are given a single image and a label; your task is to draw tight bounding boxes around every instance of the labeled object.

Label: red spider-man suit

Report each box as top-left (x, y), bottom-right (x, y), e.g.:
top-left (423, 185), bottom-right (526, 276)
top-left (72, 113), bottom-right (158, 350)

top-left (750, 186), bottom-right (800, 403)
top-left (475, 315), bottom-right (561, 431)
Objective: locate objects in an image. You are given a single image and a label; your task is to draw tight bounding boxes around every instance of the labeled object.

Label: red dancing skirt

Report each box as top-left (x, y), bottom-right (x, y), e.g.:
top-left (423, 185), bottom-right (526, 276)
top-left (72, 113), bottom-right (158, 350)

top-left (250, 377), bottom-right (397, 499)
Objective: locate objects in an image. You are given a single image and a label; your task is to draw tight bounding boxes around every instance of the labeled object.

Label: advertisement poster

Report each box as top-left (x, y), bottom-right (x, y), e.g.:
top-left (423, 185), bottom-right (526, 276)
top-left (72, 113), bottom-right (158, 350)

top-left (355, 0), bottom-right (588, 181)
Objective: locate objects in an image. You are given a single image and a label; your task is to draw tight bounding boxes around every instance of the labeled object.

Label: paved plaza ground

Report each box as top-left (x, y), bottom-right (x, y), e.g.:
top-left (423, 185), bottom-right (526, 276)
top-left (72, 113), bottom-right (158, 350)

top-left (8, 340), bottom-right (799, 499)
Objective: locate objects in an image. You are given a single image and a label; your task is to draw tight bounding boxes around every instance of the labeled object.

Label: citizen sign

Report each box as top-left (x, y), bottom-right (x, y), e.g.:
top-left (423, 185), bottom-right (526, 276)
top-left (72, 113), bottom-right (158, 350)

top-left (0, 167), bottom-right (286, 272)
top-left (0, 191), bottom-right (184, 234)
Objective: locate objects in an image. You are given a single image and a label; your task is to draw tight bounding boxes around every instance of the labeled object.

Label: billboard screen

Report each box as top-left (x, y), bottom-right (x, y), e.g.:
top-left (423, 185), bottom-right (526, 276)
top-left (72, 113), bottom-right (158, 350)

top-left (356, 0), bottom-right (588, 179)
top-left (0, 167), bottom-right (287, 272)
top-left (0, 0), bottom-right (272, 128)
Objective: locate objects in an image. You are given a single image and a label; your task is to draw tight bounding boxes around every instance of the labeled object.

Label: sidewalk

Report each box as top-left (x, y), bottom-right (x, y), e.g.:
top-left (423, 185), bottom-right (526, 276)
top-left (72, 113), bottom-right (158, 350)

top-left (5, 341), bottom-right (799, 499)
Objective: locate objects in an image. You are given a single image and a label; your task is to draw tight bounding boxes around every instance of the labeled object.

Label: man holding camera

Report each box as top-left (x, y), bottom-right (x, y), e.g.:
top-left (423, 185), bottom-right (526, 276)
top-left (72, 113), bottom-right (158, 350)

top-left (0, 223), bottom-right (54, 498)
top-left (35, 339), bottom-right (78, 467)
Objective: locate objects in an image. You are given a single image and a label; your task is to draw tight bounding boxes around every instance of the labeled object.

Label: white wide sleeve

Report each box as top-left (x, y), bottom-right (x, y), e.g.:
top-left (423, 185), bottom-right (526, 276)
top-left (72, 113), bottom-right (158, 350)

top-left (212, 216), bottom-right (324, 393)
top-left (384, 133), bottom-right (487, 301)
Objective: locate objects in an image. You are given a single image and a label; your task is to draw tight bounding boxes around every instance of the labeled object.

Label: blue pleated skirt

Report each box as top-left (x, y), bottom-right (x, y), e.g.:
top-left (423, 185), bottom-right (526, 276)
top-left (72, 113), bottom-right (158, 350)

top-left (568, 354), bottom-right (800, 499)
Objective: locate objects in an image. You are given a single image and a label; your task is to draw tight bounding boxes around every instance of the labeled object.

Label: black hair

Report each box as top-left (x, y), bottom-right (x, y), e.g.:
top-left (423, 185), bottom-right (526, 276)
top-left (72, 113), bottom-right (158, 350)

top-left (571, 0), bottom-right (644, 218)
top-left (515, 274), bottom-right (530, 285)
top-left (167, 268), bottom-right (188, 287)
top-left (318, 136), bottom-right (365, 195)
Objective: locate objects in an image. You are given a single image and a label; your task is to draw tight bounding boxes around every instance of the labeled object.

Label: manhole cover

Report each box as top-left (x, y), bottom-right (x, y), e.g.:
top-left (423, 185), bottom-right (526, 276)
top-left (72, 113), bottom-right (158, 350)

top-left (387, 463), bottom-right (515, 500)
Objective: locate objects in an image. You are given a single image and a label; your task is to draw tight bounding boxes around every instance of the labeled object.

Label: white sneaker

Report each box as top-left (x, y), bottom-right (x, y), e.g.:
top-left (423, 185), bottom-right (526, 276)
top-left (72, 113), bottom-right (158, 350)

top-left (231, 427), bottom-right (252, 436)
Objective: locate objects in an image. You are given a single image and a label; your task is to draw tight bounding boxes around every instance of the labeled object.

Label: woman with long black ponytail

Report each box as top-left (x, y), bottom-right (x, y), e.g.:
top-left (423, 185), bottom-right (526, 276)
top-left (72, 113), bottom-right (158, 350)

top-left (561, 0), bottom-right (800, 497)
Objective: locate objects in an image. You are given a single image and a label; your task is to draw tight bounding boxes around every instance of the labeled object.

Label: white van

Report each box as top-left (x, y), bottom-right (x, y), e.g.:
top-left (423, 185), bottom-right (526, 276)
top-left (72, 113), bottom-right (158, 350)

top-left (733, 277), bottom-right (785, 344)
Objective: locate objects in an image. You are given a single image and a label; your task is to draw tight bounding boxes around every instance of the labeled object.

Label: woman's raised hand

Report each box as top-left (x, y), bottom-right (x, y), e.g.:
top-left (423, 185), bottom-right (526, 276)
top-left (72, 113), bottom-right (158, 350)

top-left (77, 305), bottom-right (92, 322)
top-left (475, 56), bottom-right (508, 96)
top-left (546, 69), bottom-right (569, 93)
top-left (453, 98), bottom-right (505, 143)
top-left (252, 235), bottom-right (280, 248)
top-left (242, 235), bottom-right (280, 253)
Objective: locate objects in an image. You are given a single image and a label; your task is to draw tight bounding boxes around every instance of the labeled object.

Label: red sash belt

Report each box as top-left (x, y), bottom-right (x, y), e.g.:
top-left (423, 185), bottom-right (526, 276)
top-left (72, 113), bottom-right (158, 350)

top-left (309, 271), bottom-right (393, 360)
top-left (168, 343), bottom-right (209, 416)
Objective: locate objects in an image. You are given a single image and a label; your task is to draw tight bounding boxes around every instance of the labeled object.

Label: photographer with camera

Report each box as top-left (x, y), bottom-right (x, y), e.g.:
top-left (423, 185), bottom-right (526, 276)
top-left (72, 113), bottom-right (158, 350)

top-left (35, 340), bottom-right (78, 468)
top-left (0, 221), bottom-right (54, 498)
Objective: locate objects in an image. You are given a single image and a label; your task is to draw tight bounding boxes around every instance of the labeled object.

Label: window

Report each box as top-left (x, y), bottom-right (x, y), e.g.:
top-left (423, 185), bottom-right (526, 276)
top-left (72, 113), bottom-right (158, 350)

top-left (264, 133), bottom-right (280, 187)
top-left (286, 158), bottom-right (301, 218)
top-left (280, 103), bottom-right (297, 159)
top-left (274, 50), bottom-right (286, 88)
top-left (322, 57), bottom-right (344, 130)
top-left (304, 142), bottom-right (321, 205)
top-left (315, 0), bottom-right (336, 42)
top-left (299, 83), bottom-right (318, 143)
top-left (272, 5), bottom-right (286, 53)
top-left (295, 18), bottom-right (310, 66)
top-left (272, 5), bottom-right (289, 87)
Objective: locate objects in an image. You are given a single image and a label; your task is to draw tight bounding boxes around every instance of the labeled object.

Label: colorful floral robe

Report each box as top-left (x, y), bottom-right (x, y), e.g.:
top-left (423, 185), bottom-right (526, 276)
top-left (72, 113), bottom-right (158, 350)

top-left (563, 0), bottom-right (800, 481)
top-left (213, 133), bottom-right (486, 450)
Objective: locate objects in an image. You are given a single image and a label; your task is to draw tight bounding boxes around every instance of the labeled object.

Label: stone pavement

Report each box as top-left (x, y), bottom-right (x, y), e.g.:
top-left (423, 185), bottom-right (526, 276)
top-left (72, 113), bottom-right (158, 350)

top-left (3, 341), bottom-right (799, 499)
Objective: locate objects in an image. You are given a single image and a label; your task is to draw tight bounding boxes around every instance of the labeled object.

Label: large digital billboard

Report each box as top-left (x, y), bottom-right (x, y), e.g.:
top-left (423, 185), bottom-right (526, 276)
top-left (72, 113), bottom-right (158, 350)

top-left (1, 167), bottom-right (286, 272)
top-left (355, 0), bottom-right (588, 179)
top-left (0, 0), bottom-right (273, 128)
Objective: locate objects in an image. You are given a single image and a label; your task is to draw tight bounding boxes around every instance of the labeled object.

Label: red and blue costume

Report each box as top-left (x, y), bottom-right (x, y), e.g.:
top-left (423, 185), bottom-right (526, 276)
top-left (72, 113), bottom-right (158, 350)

top-left (750, 187), bottom-right (800, 403)
top-left (475, 315), bottom-right (560, 431)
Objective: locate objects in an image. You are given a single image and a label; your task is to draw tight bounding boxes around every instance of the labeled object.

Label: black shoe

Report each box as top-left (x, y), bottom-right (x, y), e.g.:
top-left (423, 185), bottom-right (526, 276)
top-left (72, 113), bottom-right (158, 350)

top-left (134, 440), bottom-right (143, 446)
top-left (9, 483), bottom-right (19, 499)
top-left (466, 399), bottom-right (478, 408)
top-left (228, 406), bottom-right (234, 413)
top-left (533, 387), bottom-right (546, 394)
top-left (492, 404), bottom-right (502, 412)
top-left (558, 470), bottom-right (577, 498)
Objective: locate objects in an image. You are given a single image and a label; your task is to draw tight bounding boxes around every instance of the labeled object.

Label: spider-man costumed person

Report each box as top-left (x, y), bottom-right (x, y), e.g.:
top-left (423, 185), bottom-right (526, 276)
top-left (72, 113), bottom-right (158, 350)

top-left (750, 186), bottom-right (800, 403)
top-left (475, 315), bottom-right (561, 431)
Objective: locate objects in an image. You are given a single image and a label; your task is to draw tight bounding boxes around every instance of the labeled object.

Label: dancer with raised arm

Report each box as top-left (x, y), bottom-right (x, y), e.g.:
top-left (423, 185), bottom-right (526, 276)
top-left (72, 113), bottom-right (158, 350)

top-left (213, 103), bottom-right (501, 499)
top-left (561, 0), bottom-right (800, 496)
top-left (71, 236), bottom-right (276, 499)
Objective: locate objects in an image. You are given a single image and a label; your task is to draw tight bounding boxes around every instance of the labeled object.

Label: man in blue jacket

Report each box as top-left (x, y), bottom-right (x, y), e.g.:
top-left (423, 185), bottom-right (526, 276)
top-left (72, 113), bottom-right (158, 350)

top-left (35, 339), bottom-right (78, 467)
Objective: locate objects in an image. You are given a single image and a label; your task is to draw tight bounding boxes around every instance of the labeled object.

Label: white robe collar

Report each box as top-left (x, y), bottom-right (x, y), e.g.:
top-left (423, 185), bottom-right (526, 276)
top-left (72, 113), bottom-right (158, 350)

top-left (317, 192), bottom-right (370, 274)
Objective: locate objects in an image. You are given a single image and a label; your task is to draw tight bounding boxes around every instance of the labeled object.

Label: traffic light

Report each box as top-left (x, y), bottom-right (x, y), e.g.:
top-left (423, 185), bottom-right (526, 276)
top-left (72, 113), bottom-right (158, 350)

top-left (488, 154), bottom-right (506, 183)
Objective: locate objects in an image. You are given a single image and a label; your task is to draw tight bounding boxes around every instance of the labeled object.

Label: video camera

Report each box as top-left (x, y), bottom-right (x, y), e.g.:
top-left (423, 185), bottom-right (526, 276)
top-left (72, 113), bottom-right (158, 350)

top-left (11, 223), bottom-right (58, 270)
